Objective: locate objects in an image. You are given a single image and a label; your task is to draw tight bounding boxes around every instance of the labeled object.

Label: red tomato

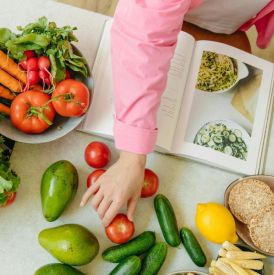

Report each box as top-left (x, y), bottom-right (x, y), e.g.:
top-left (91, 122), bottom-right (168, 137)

top-left (87, 169), bottom-right (106, 188)
top-left (0, 192), bottom-right (16, 207)
top-left (85, 142), bottom-right (111, 168)
top-left (10, 90), bottom-right (55, 134)
top-left (105, 214), bottom-right (135, 244)
top-left (51, 79), bottom-right (90, 117)
top-left (141, 169), bottom-right (159, 198)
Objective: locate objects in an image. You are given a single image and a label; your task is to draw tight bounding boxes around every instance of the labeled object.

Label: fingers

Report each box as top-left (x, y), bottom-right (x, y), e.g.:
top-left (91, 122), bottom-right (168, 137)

top-left (80, 181), bottom-right (100, 206)
top-left (97, 197), bottom-right (113, 219)
top-left (103, 202), bottom-right (121, 227)
top-left (90, 191), bottom-right (104, 210)
top-left (127, 193), bottom-right (139, 222)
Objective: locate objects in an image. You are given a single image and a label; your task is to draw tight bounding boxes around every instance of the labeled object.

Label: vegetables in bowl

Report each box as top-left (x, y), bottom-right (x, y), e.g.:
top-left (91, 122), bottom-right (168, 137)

top-left (196, 51), bottom-right (238, 92)
top-left (194, 121), bottom-right (249, 160)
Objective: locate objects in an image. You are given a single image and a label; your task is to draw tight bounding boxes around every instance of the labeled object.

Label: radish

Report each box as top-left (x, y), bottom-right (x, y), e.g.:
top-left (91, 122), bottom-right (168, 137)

top-left (39, 69), bottom-right (52, 86)
top-left (24, 50), bottom-right (36, 59)
top-left (65, 70), bottom-right (71, 79)
top-left (19, 59), bottom-right (27, 71)
top-left (38, 56), bottom-right (50, 71)
top-left (27, 71), bottom-right (40, 86)
top-left (27, 58), bottom-right (39, 71)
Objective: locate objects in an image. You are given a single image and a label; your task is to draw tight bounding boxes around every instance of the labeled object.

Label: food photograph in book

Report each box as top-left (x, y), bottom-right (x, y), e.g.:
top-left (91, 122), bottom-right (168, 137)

top-left (185, 50), bottom-right (263, 161)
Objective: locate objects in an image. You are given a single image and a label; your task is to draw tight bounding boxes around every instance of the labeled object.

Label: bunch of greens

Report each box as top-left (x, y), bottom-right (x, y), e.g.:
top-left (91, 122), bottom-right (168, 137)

top-left (0, 17), bottom-right (88, 83)
top-left (0, 135), bottom-right (20, 206)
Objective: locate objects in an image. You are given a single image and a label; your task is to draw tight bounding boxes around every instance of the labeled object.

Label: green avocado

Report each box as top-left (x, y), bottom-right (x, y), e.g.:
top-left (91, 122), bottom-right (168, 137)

top-left (38, 224), bottom-right (99, 266)
top-left (41, 160), bottom-right (78, 222)
top-left (35, 263), bottom-right (85, 275)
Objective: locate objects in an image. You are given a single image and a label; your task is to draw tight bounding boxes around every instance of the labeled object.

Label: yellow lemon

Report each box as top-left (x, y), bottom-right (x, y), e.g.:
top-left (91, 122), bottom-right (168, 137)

top-left (196, 202), bottom-right (238, 244)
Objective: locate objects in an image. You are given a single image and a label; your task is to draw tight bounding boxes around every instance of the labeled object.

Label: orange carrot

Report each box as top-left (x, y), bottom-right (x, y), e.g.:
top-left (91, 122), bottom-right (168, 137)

top-left (0, 50), bottom-right (27, 84)
top-left (0, 68), bottom-right (23, 93)
top-left (0, 102), bottom-right (10, 116)
top-left (0, 85), bottom-right (15, 100)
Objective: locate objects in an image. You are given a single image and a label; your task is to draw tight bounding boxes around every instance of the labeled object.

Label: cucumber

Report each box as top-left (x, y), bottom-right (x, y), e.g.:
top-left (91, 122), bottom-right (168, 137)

top-left (154, 194), bottom-right (180, 247)
top-left (180, 227), bottom-right (207, 267)
top-left (102, 231), bottom-right (156, 263)
top-left (139, 242), bottom-right (168, 275)
top-left (109, 256), bottom-right (141, 275)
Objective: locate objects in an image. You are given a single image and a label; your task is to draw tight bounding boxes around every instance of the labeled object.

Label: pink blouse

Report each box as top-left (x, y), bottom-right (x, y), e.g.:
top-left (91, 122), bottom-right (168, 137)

top-left (111, 0), bottom-right (274, 155)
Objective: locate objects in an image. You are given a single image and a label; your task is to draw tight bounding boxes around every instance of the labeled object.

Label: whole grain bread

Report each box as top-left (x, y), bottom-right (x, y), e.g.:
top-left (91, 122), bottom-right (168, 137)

top-left (228, 179), bottom-right (274, 224)
top-left (248, 207), bottom-right (274, 253)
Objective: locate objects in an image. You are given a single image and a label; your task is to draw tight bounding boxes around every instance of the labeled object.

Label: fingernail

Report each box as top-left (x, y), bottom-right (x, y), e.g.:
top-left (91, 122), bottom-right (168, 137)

top-left (80, 201), bottom-right (84, 207)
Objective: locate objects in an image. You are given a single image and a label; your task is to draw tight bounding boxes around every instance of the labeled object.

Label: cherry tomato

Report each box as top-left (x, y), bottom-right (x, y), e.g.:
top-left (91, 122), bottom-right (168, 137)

top-left (85, 142), bottom-right (111, 168)
top-left (0, 192), bottom-right (16, 207)
top-left (10, 90), bottom-right (55, 134)
top-left (87, 169), bottom-right (106, 188)
top-left (105, 214), bottom-right (135, 244)
top-left (51, 79), bottom-right (90, 117)
top-left (141, 169), bottom-right (159, 198)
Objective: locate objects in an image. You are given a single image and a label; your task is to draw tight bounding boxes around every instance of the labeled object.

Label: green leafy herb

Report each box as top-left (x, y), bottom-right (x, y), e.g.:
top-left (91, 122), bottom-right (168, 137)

top-left (0, 17), bottom-right (88, 83)
top-left (0, 136), bottom-right (20, 206)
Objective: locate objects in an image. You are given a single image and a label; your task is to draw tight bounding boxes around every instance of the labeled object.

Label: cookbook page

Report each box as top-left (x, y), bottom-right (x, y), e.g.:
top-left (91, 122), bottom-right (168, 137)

top-left (80, 20), bottom-right (196, 150)
top-left (172, 41), bottom-right (274, 174)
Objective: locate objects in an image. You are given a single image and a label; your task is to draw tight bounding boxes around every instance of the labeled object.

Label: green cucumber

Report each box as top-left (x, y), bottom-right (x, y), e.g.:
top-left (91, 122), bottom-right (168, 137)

top-left (109, 256), bottom-right (141, 275)
top-left (180, 227), bottom-right (207, 267)
top-left (102, 231), bottom-right (156, 263)
top-left (154, 194), bottom-right (180, 247)
top-left (139, 242), bottom-right (168, 275)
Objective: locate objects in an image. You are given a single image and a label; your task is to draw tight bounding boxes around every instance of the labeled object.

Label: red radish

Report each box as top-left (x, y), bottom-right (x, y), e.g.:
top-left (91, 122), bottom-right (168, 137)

top-left (19, 59), bottom-right (27, 70)
top-left (44, 77), bottom-right (52, 86)
top-left (39, 70), bottom-right (50, 81)
top-left (65, 70), bottom-right (71, 79)
top-left (27, 57), bottom-right (39, 71)
top-left (27, 71), bottom-right (40, 86)
top-left (38, 56), bottom-right (50, 71)
top-left (24, 50), bottom-right (36, 59)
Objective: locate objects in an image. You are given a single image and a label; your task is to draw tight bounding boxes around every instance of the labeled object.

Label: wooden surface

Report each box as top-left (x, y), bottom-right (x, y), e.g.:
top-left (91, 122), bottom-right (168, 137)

top-left (182, 22), bottom-right (251, 53)
top-left (57, 0), bottom-right (274, 62)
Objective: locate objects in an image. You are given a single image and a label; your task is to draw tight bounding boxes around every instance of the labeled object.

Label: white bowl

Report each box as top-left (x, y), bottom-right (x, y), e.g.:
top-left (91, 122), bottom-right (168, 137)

top-left (0, 75), bottom-right (93, 144)
top-left (168, 271), bottom-right (208, 275)
top-left (194, 119), bottom-right (250, 159)
top-left (196, 60), bottom-right (249, 94)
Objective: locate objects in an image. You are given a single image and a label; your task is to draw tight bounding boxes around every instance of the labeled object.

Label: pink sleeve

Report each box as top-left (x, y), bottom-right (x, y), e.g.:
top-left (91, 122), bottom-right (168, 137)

top-left (240, 0), bottom-right (274, 49)
top-left (111, 0), bottom-right (192, 154)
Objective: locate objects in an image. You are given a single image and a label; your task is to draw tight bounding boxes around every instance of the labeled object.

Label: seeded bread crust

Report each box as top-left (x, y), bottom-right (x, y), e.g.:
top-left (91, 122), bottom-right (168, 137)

top-left (248, 207), bottom-right (274, 253)
top-left (228, 179), bottom-right (274, 224)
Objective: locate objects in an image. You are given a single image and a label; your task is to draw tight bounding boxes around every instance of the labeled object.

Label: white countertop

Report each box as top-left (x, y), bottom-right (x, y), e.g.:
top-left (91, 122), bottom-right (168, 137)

top-left (0, 1), bottom-right (273, 274)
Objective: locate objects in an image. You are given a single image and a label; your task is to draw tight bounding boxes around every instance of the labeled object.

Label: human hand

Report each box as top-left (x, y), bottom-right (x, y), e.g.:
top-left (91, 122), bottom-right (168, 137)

top-left (80, 151), bottom-right (146, 226)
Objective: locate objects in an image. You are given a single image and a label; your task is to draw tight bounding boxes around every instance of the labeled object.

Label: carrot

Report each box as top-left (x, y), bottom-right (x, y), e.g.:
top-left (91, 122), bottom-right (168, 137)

top-left (0, 102), bottom-right (10, 116)
top-left (0, 68), bottom-right (23, 93)
top-left (0, 85), bottom-right (15, 100)
top-left (0, 50), bottom-right (27, 84)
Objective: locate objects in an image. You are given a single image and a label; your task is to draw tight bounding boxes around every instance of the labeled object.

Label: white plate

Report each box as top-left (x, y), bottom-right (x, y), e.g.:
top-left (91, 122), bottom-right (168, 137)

top-left (196, 60), bottom-right (249, 94)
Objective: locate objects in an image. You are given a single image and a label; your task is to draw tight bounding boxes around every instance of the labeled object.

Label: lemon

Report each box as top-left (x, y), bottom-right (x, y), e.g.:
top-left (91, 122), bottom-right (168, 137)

top-left (196, 202), bottom-right (238, 244)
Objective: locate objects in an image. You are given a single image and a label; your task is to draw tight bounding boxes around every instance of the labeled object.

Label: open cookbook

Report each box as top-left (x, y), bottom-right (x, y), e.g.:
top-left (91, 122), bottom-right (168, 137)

top-left (78, 20), bottom-right (274, 175)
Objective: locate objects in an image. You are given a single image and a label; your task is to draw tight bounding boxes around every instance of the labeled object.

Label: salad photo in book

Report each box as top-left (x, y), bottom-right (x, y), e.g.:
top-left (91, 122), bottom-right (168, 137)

top-left (185, 51), bottom-right (263, 162)
top-left (78, 20), bottom-right (274, 175)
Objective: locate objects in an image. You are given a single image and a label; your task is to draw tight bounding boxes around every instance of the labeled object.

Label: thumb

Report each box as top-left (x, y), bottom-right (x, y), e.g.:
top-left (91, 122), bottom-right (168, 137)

top-left (127, 193), bottom-right (139, 222)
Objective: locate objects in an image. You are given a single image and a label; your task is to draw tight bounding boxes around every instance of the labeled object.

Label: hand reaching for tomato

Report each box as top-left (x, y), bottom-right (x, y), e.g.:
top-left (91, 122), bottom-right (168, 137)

top-left (81, 151), bottom-right (146, 226)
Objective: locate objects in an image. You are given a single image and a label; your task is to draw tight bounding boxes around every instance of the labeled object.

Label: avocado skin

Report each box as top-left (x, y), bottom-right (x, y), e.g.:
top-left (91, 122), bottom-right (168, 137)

top-left (38, 224), bottom-right (100, 266)
top-left (35, 263), bottom-right (85, 275)
top-left (41, 160), bottom-right (78, 222)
